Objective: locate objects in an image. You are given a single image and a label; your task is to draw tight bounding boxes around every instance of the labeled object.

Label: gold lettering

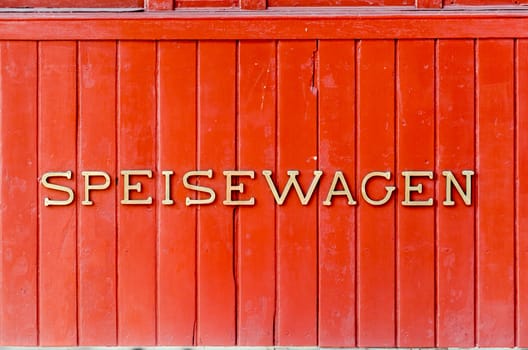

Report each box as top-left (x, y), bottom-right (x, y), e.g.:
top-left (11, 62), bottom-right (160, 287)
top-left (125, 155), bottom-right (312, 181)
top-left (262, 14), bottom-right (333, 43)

top-left (120, 170), bottom-right (153, 205)
top-left (361, 171), bottom-right (396, 206)
top-left (183, 170), bottom-right (216, 206)
top-left (262, 170), bottom-right (323, 205)
top-left (162, 170), bottom-right (174, 205)
top-left (442, 170), bottom-right (474, 206)
top-left (223, 170), bottom-right (255, 206)
top-left (41, 171), bottom-right (75, 206)
top-left (323, 171), bottom-right (357, 206)
top-left (82, 171), bottom-right (111, 205)
top-left (402, 171), bottom-right (434, 206)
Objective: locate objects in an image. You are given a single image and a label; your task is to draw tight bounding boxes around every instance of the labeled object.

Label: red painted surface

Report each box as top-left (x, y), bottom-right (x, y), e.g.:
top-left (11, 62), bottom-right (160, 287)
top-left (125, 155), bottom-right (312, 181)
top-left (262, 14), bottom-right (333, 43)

top-left (0, 41), bottom-right (38, 346)
top-left (1, 0), bottom-right (142, 7)
top-left (517, 39), bottom-right (528, 348)
top-left (356, 39), bottom-right (395, 347)
top-left (176, 0), bottom-right (237, 7)
top-left (38, 41), bottom-right (78, 346)
top-left (318, 40), bottom-right (356, 347)
top-left (396, 40), bottom-right (435, 347)
top-left (436, 39), bottom-right (475, 347)
top-left (446, 0), bottom-right (528, 6)
top-left (117, 41), bottom-right (157, 345)
top-left (0, 6), bottom-right (527, 348)
top-left (196, 41), bottom-right (237, 345)
top-left (157, 41), bottom-right (197, 345)
top-left (78, 41), bottom-right (118, 346)
top-left (268, 0), bottom-right (413, 6)
top-left (146, 0), bottom-right (174, 9)
top-left (276, 40), bottom-right (318, 345)
top-left (237, 41), bottom-right (276, 345)
top-left (476, 39), bottom-right (515, 347)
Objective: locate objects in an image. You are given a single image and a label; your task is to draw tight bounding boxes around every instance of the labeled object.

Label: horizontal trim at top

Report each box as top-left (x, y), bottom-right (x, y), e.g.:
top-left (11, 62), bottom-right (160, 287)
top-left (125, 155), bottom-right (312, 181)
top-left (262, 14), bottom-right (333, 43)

top-left (0, 7), bottom-right (144, 12)
top-left (0, 348), bottom-right (512, 350)
top-left (0, 348), bottom-right (511, 350)
top-left (0, 9), bottom-right (528, 39)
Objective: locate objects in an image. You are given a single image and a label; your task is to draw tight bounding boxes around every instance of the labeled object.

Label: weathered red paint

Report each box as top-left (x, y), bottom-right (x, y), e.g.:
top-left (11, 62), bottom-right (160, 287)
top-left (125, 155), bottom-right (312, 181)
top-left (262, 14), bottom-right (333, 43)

top-left (38, 41), bottom-right (78, 346)
top-left (156, 41), bottom-right (197, 345)
top-left (0, 3), bottom-right (527, 348)
top-left (78, 41), bottom-right (118, 346)
top-left (237, 40), bottom-right (276, 345)
top-left (396, 40), bottom-right (435, 347)
top-left (317, 39), bottom-right (356, 347)
top-left (1, 0), bottom-right (143, 7)
top-left (0, 41), bottom-right (38, 346)
top-left (436, 39), bottom-right (475, 347)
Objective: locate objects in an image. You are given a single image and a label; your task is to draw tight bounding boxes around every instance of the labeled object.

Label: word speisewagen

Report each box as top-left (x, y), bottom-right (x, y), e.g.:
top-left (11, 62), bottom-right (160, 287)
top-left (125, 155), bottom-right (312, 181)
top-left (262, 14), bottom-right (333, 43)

top-left (40, 169), bottom-right (474, 207)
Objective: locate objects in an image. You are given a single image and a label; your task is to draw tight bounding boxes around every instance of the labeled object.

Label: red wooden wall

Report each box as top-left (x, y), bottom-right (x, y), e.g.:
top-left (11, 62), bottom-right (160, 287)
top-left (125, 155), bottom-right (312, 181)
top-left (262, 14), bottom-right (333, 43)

top-left (0, 0), bottom-right (143, 8)
top-left (0, 13), bottom-right (527, 348)
top-left (5, 0), bottom-right (528, 11)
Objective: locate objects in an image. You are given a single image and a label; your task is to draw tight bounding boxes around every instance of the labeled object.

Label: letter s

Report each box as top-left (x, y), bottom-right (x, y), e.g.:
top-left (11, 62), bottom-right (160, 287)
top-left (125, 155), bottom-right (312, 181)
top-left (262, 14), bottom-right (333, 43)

top-left (41, 171), bottom-right (75, 206)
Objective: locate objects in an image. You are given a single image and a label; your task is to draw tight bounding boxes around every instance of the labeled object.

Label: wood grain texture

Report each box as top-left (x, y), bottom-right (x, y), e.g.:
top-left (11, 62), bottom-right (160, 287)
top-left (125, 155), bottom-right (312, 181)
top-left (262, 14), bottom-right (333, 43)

top-left (0, 32), bottom-right (527, 348)
top-left (237, 40), bottom-right (276, 346)
top-left (436, 39), bottom-right (475, 347)
top-left (38, 41), bottom-right (78, 346)
top-left (0, 41), bottom-right (38, 346)
top-left (77, 41), bottom-right (117, 346)
top-left (396, 39), bottom-right (435, 347)
top-left (196, 41), bottom-right (237, 345)
top-left (276, 40), bottom-right (318, 346)
top-left (157, 41), bottom-right (197, 345)
top-left (1, 0), bottom-right (142, 7)
top-left (1, 15), bottom-right (528, 41)
top-left (317, 39), bottom-right (356, 348)
top-left (117, 41), bottom-right (157, 345)
top-left (517, 38), bottom-right (528, 348)
top-left (356, 39), bottom-right (395, 347)
top-left (475, 39), bottom-right (515, 347)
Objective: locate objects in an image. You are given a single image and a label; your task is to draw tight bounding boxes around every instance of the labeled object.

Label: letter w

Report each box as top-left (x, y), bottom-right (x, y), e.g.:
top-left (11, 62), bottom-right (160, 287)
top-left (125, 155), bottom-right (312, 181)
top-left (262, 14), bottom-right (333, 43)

top-left (262, 170), bottom-right (323, 205)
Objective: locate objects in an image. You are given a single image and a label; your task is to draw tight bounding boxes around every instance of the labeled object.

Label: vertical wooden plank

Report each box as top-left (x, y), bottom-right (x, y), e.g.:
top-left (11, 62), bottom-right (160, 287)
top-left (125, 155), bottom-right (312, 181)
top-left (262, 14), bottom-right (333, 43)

top-left (0, 41), bottom-right (38, 346)
top-left (197, 41), bottom-right (236, 345)
top-left (356, 39), bottom-right (395, 347)
top-left (38, 41), bottom-right (77, 346)
top-left (276, 40), bottom-right (318, 346)
top-left (237, 40), bottom-right (276, 346)
top-left (146, 0), bottom-right (174, 9)
top-left (517, 39), bottom-right (528, 348)
top-left (436, 39), bottom-right (475, 347)
top-left (117, 41), bottom-right (157, 345)
top-left (157, 41), bottom-right (197, 345)
top-left (317, 39), bottom-right (356, 348)
top-left (476, 39), bottom-right (515, 347)
top-left (77, 41), bottom-right (117, 346)
top-left (395, 40), bottom-right (435, 347)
